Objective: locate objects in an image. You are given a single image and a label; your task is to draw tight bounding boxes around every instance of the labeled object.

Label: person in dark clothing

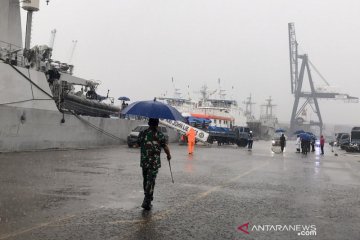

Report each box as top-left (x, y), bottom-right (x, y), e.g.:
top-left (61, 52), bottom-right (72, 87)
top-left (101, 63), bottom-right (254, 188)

top-left (121, 101), bottom-right (127, 110)
top-left (201, 120), bottom-right (206, 129)
top-left (301, 138), bottom-right (308, 154)
top-left (311, 138), bottom-right (315, 152)
top-left (137, 118), bottom-right (171, 210)
top-left (280, 133), bottom-right (286, 152)
top-left (86, 87), bottom-right (97, 100)
top-left (248, 131), bottom-right (253, 149)
top-left (302, 139), bottom-right (310, 154)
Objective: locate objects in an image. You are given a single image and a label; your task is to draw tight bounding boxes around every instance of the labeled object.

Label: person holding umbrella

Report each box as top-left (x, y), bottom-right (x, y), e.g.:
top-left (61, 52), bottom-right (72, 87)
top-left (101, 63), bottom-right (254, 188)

top-left (280, 133), bottom-right (286, 152)
top-left (138, 118), bottom-right (171, 210)
top-left (299, 133), bottom-right (310, 154)
top-left (118, 97), bottom-right (130, 118)
top-left (121, 98), bottom-right (183, 210)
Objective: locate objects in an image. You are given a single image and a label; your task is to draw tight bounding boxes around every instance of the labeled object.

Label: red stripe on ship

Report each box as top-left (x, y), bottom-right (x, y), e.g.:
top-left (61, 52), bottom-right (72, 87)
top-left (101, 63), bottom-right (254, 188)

top-left (190, 113), bottom-right (234, 121)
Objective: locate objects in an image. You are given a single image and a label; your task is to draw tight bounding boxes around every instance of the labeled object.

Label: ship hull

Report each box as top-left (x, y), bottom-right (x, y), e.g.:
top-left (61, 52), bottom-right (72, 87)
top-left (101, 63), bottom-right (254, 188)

top-left (0, 61), bottom-right (147, 152)
top-left (247, 120), bottom-right (276, 140)
top-left (0, 105), bottom-right (144, 152)
top-left (0, 63), bottom-right (179, 152)
top-left (0, 2), bottom-right (181, 152)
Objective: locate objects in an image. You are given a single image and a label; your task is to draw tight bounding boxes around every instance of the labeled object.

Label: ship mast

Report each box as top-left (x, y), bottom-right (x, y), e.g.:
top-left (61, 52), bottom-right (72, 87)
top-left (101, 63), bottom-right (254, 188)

top-left (261, 96), bottom-right (276, 118)
top-left (49, 29), bottom-right (56, 49)
top-left (243, 94), bottom-right (256, 120)
top-left (22, 0), bottom-right (40, 50)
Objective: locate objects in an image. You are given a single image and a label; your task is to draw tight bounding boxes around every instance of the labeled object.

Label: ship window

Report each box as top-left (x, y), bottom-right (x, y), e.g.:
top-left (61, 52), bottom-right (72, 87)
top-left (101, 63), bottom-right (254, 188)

top-left (219, 120), bottom-right (222, 124)
top-left (214, 119), bottom-right (217, 124)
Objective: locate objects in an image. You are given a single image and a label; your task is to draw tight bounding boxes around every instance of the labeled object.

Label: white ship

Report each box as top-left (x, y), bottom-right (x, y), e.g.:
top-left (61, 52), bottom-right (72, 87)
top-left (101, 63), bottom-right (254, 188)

top-left (159, 84), bottom-right (246, 129)
top-left (0, 0), bottom-right (145, 152)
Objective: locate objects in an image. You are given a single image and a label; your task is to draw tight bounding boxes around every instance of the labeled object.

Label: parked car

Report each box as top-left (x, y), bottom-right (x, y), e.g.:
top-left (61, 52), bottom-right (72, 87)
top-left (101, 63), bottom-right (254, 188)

top-left (333, 132), bottom-right (348, 146)
top-left (338, 133), bottom-right (350, 150)
top-left (350, 127), bottom-right (360, 144)
top-left (127, 125), bottom-right (169, 147)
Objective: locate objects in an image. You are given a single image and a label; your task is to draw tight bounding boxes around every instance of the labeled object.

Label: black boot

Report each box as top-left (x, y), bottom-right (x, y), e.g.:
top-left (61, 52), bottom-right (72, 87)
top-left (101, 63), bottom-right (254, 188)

top-left (141, 197), bottom-right (152, 210)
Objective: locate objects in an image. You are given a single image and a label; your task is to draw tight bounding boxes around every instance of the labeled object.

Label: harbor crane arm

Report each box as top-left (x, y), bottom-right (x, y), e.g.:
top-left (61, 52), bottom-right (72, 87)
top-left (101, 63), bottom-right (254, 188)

top-left (288, 22), bottom-right (358, 135)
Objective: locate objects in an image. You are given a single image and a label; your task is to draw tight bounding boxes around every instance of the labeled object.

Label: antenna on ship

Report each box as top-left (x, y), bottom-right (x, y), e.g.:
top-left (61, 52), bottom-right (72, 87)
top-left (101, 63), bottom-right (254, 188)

top-left (217, 78), bottom-right (226, 100)
top-left (261, 96), bottom-right (276, 117)
top-left (68, 40), bottom-right (77, 64)
top-left (22, 0), bottom-right (40, 51)
top-left (171, 77), bottom-right (182, 99)
top-left (187, 84), bottom-right (191, 100)
top-left (49, 29), bottom-right (56, 49)
top-left (243, 94), bottom-right (256, 120)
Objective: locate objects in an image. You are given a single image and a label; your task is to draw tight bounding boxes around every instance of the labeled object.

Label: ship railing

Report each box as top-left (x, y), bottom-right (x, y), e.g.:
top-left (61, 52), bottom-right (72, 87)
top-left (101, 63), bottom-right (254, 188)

top-left (0, 40), bottom-right (26, 67)
top-left (0, 40), bottom-right (22, 51)
top-left (0, 41), bottom-right (74, 74)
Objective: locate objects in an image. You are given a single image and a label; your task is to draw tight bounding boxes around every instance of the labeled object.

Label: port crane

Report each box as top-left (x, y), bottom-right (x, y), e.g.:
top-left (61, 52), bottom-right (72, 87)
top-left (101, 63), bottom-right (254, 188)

top-left (288, 23), bottom-right (358, 135)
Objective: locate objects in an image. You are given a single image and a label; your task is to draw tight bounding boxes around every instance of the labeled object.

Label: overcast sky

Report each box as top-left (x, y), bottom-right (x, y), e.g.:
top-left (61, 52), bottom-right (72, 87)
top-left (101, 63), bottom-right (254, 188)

top-left (23, 0), bottom-right (360, 125)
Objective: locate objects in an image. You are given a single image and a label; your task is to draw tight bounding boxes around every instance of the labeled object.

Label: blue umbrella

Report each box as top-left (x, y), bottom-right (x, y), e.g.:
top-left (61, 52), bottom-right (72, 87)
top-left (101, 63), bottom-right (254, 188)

top-left (121, 99), bottom-right (184, 121)
top-left (275, 128), bottom-right (286, 133)
top-left (299, 132), bottom-right (312, 141)
top-left (294, 130), bottom-right (305, 135)
top-left (305, 132), bottom-right (317, 140)
top-left (118, 96), bottom-right (130, 101)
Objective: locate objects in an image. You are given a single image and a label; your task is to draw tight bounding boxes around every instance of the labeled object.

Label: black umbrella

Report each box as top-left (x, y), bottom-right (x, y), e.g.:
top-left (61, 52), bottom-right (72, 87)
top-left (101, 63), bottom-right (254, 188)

top-left (118, 96), bottom-right (130, 101)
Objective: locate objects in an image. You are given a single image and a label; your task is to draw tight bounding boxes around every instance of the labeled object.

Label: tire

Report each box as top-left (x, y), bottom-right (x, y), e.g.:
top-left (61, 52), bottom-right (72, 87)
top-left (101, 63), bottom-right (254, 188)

top-left (236, 139), bottom-right (247, 147)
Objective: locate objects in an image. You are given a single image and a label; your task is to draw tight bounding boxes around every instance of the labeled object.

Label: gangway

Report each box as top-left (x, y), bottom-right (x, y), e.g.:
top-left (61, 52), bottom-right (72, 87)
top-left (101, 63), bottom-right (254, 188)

top-left (160, 119), bottom-right (209, 143)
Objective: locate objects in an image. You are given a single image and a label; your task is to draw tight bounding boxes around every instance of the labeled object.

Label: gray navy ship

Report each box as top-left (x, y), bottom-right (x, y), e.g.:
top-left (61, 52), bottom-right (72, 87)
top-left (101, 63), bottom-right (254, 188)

top-left (0, 0), bottom-right (145, 152)
top-left (244, 95), bottom-right (278, 140)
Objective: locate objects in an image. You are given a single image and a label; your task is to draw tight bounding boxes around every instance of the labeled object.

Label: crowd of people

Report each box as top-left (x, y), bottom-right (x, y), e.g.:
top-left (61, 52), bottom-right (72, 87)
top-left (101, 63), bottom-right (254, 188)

top-left (296, 134), bottom-right (325, 155)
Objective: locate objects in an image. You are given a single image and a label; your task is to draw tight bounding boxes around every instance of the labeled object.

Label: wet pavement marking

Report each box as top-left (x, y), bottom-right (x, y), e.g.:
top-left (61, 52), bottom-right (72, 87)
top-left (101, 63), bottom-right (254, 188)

top-left (140, 161), bottom-right (271, 222)
top-left (98, 162), bottom-right (271, 227)
top-left (0, 214), bottom-right (76, 240)
top-left (194, 161), bottom-right (270, 200)
top-left (0, 162), bottom-right (270, 236)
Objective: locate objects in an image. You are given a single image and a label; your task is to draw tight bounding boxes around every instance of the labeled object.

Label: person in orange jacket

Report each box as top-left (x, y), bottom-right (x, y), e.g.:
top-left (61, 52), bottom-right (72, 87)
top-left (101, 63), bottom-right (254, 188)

top-left (186, 127), bottom-right (196, 154)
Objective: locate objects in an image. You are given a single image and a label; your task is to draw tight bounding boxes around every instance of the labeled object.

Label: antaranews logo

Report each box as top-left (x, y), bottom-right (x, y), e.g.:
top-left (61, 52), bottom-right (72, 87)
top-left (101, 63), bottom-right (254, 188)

top-left (238, 222), bottom-right (250, 234)
top-left (237, 222), bottom-right (317, 237)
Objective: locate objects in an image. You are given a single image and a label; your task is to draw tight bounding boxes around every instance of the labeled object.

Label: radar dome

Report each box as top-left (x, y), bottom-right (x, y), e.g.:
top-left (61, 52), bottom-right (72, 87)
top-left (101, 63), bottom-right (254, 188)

top-left (22, 0), bottom-right (40, 11)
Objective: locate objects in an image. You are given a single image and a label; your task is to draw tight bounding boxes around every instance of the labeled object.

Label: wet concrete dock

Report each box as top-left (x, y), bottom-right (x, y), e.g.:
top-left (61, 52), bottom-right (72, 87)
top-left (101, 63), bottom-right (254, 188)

top-left (0, 142), bottom-right (359, 240)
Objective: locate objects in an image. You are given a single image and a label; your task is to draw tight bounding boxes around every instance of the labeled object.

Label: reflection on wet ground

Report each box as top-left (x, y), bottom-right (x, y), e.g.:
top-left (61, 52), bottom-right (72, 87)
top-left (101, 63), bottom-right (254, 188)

top-left (0, 141), bottom-right (359, 240)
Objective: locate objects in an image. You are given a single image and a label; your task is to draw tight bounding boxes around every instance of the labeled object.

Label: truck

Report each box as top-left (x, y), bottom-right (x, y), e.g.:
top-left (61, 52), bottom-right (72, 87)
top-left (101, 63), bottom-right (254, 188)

top-left (206, 126), bottom-right (250, 147)
top-left (346, 127), bottom-right (360, 152)
top-left (160, 119), bottom-right (250, 147)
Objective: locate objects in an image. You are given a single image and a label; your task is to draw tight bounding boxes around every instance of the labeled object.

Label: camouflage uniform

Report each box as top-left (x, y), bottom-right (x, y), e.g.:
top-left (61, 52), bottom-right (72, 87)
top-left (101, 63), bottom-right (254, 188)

top-left (138, 128), bottom-right (166, 202)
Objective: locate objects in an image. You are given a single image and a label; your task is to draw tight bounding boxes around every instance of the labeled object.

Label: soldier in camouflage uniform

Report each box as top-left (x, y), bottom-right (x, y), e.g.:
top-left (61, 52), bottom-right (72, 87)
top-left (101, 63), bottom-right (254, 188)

top-left (137, 118), bottom-right (171, 210)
